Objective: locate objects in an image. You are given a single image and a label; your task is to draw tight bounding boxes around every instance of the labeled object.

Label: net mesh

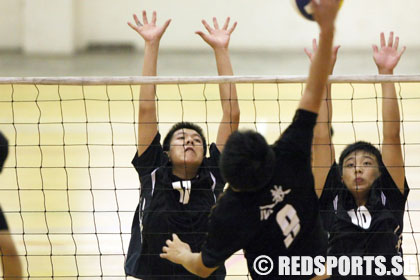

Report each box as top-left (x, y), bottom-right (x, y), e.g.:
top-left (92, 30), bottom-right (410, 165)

top-left (0, 76), bottom-right (419, 279)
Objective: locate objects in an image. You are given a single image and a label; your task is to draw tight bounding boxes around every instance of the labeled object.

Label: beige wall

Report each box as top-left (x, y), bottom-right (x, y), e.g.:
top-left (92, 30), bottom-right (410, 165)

top-left (0, 0), bottom-right (22, 49)
top-left (1, 0), bottom-right (419, 53)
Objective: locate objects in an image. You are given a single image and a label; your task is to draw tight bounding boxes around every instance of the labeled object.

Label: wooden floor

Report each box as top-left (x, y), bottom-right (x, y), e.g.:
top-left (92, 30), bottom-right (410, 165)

top-left (0, 82), bottom-right (419, 279)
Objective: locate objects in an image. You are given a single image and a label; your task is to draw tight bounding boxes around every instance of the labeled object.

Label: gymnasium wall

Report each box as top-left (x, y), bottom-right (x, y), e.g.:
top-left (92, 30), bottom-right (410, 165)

top-left (0, 0), bottom-right (419, 54)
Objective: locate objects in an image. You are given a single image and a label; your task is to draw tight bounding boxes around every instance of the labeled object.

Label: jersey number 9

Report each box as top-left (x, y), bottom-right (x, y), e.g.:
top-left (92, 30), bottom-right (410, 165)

top-left (276, 204), bottom-right (301, 248)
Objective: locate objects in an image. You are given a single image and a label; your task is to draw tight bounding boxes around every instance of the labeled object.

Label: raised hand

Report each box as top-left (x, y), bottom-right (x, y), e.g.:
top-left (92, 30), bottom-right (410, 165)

top-left (196, 17), bottom-right (237, 50)
top-left (304, 38), bottom-right (340, 73)
top-left (128, 11), bottom-right (171, 44)
top-left (372, 32), bottom-right (406, 74)
top-left (312, 0), bottom-right (340, 31)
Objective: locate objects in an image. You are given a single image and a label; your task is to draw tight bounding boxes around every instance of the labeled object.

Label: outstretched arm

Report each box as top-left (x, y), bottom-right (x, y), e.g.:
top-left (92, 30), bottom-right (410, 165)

top-left (373, 32), bottom-right (406, 194)
top-left (128, 11), bottom-right (171, 157)
top-left (0, 230), bottom-right (23, 280)
top-left (305, 39), bottom-right (340, 197)
top-left (298, 0), bottom-right (340, 114)
top-left (196, 17), bottom-right (240, 152)
top-left (160, 234), bottom-right (218, 278)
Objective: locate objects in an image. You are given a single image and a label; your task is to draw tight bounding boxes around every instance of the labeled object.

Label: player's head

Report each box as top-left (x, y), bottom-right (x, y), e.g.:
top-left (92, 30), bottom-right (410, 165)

top-left (220, 130), bottom-right (275, 192)
top-left (0, 132), bottom-right (9, 173)
top-left (338, 141), bottom-right (383, 197)
top-left (163, 122), bottom-right (207, 167)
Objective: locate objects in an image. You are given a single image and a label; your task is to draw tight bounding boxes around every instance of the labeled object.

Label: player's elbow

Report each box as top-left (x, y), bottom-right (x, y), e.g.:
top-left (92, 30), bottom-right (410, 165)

top-left (193, 256), bottom-right (218, 279)
top-left (195, 267), bottom-right (214, 278)
top-left (231, 110), bottom-right (240, 126)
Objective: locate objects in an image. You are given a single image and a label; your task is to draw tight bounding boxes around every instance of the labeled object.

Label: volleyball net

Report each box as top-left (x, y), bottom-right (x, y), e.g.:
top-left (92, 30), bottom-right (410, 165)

top-left (0, 75), bottom-right (419, 279)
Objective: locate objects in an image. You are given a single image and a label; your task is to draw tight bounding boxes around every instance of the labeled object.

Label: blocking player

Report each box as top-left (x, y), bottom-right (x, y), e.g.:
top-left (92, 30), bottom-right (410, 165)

top-left (124, 11), bottom-right (240, 279)
top-left (312, 32), bottom-right (408, 278)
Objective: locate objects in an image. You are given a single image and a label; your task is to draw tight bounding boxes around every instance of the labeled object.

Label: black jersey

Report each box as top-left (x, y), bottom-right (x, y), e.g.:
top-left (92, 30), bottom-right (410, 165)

top-left (319, 162), bottom-right (409, 278)
top-left (0, 207), bottom-right (8, 231)
top-left (125, 132), bottom-right (226, 280)
top-left (201, 110), bottom-right (328, 280)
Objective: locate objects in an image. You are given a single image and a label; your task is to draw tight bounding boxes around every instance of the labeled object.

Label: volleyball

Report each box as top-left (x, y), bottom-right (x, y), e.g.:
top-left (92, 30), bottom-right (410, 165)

top-left (291, 0), bottom-right (343, 21)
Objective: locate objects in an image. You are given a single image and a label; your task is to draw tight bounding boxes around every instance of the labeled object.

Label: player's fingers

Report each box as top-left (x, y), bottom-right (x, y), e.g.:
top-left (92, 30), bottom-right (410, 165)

top-left (399, 46), bottom-right (407, 57)
top-left (172, 233), bottom-right (179, 241)
top-left (312, 38), bottom-right (318, 51)
top-left (133, 14), bottom-right (142, 26)
top-left (310, 0), bottom-right (320, 9)
top-left (202, 20), bottom-right (212, 33)
top-left (195, 31), bottom-right (206, 40)
top-left (196, 31), bottom-right (212, 44)
top-left (228, 21), bottom-right (237, 34)
top-left (162, 19), bottom-right (171, 32)
top-left (380, 32), bottom-right (386, 48)
top-left (223, 17), bottom-right (230, 30)
top-left (372, 44), bottom-right (379, 54)
top-left (394, 36), bottom-right (399, 51)
top-left (160, 253), bottom-right (167, 259)
top-left (304, 48), bottom-right (312, 59)
top-left (151, 11), bottom-right (157, 24)
top-left (388, 31), bottom-right (394, 48)
top-left (213, 17), bottom-right (220, 29)
top-left (162, 246), bottom-right (169, 253)
top-left (142, 10), bottom-right (148, 25)
top-left (333, 45), bottom-right (341, 56)
top-left (127, 22), bottom-right (138, 31)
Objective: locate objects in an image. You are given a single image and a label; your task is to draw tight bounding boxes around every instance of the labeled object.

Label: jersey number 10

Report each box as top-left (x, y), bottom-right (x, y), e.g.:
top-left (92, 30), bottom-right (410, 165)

top-left (276, 204), bottom-right (301, 248)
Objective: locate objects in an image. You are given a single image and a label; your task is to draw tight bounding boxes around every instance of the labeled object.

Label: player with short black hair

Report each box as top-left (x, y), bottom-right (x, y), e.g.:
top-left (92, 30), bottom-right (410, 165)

top-left (163, 122), bottom-right (207, 155)
top-left (219, 130), bottom-right (275, 192)
top-left (311, 32), bottom-right (408, 279)
top-left (160, 1), bottom-right (341, 279)
top-left (0, 131), bottom-right (23, 280)
top-left (124, 10), bottom-right (240, 279)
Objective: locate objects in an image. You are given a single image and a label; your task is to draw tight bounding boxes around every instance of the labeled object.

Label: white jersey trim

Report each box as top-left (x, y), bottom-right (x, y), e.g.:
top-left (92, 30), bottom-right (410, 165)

top-left (209, 171), bottom-right (217, 202)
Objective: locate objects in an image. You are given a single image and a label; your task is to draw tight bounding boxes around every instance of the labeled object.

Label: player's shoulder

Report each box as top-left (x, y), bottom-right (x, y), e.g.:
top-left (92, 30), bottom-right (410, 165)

top-left (138, 165), bottom-right (172, 196)
top-left (323, 163), bottom-right (342, 187)
top-left (378, 166), bottom-right (406, 189)
top-left (369, 167), bottom-right (409, 204)
top-left (214, 188), bottom-right (244, 209)
top-left (211, 188), bottom-right (259, 222)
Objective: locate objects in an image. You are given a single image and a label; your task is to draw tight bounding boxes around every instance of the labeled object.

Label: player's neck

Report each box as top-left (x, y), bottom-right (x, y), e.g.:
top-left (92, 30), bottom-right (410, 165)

top-left (172, 165), bottom-right (199, 180)
top-left (351, 192), bottom-right (368, 207)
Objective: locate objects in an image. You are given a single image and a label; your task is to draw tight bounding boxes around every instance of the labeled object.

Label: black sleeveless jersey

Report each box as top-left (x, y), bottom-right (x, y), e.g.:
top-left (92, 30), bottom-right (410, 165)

top-left (125, 132), bottom-right (226, 280)
top-left (319, 162), bottom-right (409, 279)
top-left (201, 110), bottom-right (328, 279)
